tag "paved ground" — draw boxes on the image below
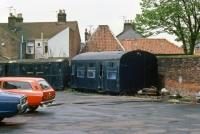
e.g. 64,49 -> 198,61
1,91 -> 200,134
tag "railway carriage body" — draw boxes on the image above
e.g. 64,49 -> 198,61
71,50 -> 158,94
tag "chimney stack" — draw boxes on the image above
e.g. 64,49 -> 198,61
123,20 -> 134,32
57,9 -> 66,22
85,28 -> 91,42
16,13 -> 23,23
8,13 -> 16,30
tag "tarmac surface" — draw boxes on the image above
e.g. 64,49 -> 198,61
1,91 -> 200,134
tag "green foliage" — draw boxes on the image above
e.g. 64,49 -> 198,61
134,0 -> 200,55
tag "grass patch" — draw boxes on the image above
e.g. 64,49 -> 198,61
156,55 -> 200,59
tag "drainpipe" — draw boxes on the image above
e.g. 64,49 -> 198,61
19,34 -> 23,60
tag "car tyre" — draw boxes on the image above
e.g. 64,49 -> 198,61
28,106 -> 39,112
0,118 -> 4,121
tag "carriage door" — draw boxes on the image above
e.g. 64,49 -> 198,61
98,64 -> 103,90
103,62 -> 118,92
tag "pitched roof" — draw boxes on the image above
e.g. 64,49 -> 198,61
82,25 -> 125,52
0,21 -> 81,59
117,23 -> 143,40
0,26 -> 20,59
0,21 -> 79,40
121,39 -> 184,54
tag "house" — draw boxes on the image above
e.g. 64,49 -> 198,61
81,25 -> 125,53
0,10 -> 81,59
82,21 -> 183,54
117,22 -> 184,54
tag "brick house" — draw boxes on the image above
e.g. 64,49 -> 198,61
81,25 -> 125,53
82,22 -> 183,54
117,22 -> 184,54
0,10 -> 81,59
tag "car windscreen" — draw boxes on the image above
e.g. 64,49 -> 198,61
3,81 -> 33,90
38,80 -> 51,90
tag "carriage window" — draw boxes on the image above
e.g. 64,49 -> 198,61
77,66 -> 85,78
107,70 -> 117,80
71,65 -> 75,75
87,67 -> 96,79
107,62 -> 116,68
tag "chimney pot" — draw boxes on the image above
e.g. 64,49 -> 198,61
16,13 -> 23,23
8,14 -> 16,30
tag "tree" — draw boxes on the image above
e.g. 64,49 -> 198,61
134,0 -> 200,54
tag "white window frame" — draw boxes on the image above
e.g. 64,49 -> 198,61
77,66 -> 85,78
87,67 -> 96,79
107,70 -> 117,80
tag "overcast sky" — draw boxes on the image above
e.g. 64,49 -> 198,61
0,0 -> 180,45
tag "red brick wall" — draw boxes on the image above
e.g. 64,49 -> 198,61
157,56 -> 200,96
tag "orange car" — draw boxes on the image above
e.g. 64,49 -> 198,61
0,77 -> 55,111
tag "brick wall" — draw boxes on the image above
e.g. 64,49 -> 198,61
157,56 -> 200,96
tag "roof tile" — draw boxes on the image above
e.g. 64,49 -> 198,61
121,39 -> 184,54
82,25 -> 124,52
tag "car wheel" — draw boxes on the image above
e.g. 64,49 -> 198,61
28,106 -> 39,112
0,118 -> 4,121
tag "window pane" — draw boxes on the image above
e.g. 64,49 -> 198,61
107,62 -> 116,68
77,67 -> 85,78
38,80 -> 51,90
45,46 -> 48,53
87,67 -> 96,78
3,81 -> 33,90
107,70 -> 117,80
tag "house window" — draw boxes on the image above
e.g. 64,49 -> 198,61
87,67 -> 96,79
77,66 -> 85,78
45,45 -> 48,53
26,42 -> 35,54
71,64 -> 75,75
38,43 -> 40,47
107,70 -> 117,80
